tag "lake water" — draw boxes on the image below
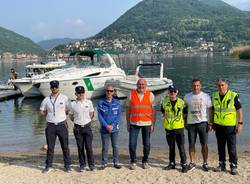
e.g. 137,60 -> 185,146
0,53 -> 250,152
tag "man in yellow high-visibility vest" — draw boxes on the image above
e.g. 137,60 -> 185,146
212,79 -> 243,175
161,85 -> 188,173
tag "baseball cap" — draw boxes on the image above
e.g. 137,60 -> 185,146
50,80 -> 59,88
168,85 -> 177,90
75,86 -> 85,93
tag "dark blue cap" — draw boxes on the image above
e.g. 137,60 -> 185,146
50,80 -> 59,87
168,85 -> 177,91
75,86 -> 85,93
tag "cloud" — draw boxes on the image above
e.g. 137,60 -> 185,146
73,18 -> 85,26
65,18 -> 86,27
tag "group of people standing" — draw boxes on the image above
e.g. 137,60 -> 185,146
39,78 -> 243,176
40,80 -> 123,173
160,79 -> 243,175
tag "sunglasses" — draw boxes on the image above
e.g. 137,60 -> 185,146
50,86 -> 58,89
169,90 -> 177,93
106,90 -> 114,93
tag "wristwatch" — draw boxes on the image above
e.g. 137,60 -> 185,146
238,122 -> 243,125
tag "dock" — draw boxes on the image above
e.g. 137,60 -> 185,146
0,89 -> 22,101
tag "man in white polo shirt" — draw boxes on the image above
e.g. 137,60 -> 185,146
69,86 -> 95,172
40,80 -> 71,173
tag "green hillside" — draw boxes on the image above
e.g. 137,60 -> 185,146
95,0 -> 250,49
0,26 -> 45,55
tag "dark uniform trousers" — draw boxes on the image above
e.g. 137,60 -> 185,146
45,122 -> 71,168
214,124 -> 237,166
73,124 -> 95,167
165,128 -> 187,165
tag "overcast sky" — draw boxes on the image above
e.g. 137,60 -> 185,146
0,0 -> 249,42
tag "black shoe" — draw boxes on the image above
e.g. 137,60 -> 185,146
163,163 -> 175,170
182,164 -> 188,173
100,164 -> 107,170
230,167 -> 238,175
64,166 -> 72,173
42,166 -> 52,174
114,164 -> 122,169
89,165 -> 96,171
188,163 -> 196,171
214,163 -> 226,172
230,164 -> 238,175
202,163 -> 209,172
79,165 -> 86,172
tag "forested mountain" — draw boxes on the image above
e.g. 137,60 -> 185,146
0,26 -> 45,55
95,0 -> 250,48
37,38 -> 79,51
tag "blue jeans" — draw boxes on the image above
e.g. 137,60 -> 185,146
101,131 -> 119,165
129,125 -> 151,163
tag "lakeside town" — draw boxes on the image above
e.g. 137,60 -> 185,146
0,38 -> 218,61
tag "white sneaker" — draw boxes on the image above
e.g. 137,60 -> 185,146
142,162 -> 149,169
42,167 -> 53,174
129,163 -> 136,170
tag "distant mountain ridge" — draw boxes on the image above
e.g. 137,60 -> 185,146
0,26 -> 45,55
95,0 -> 250,48
37,38 -> 79,51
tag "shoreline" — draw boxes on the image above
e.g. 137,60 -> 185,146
1,148 -> 250,184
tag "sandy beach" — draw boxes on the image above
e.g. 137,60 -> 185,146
0,148 -> 250,184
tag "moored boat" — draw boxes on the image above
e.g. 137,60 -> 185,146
12,59 -> 67,97
33,50 -> 126,99
106,63 -> 173,98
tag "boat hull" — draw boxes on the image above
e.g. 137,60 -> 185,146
106,77 -> 173,98
36,75 -> 126,99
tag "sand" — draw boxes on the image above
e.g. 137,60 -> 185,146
0,148 -> 250,184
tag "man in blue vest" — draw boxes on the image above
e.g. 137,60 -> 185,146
212,79 -> 243,175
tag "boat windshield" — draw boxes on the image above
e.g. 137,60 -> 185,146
25,67 -> 56,77
136,64 -> 162,78
73,54 -> 112,68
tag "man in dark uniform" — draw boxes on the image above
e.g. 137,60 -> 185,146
40,80 -> 72,173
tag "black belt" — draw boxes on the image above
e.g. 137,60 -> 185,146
47,121 -> 65,125
74,122 -> 91,128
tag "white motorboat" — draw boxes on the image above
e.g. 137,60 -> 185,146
12,59 -> 67,97
106,63 -> 173,98
25,58 -> 66,77
33,50 -> 126,99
